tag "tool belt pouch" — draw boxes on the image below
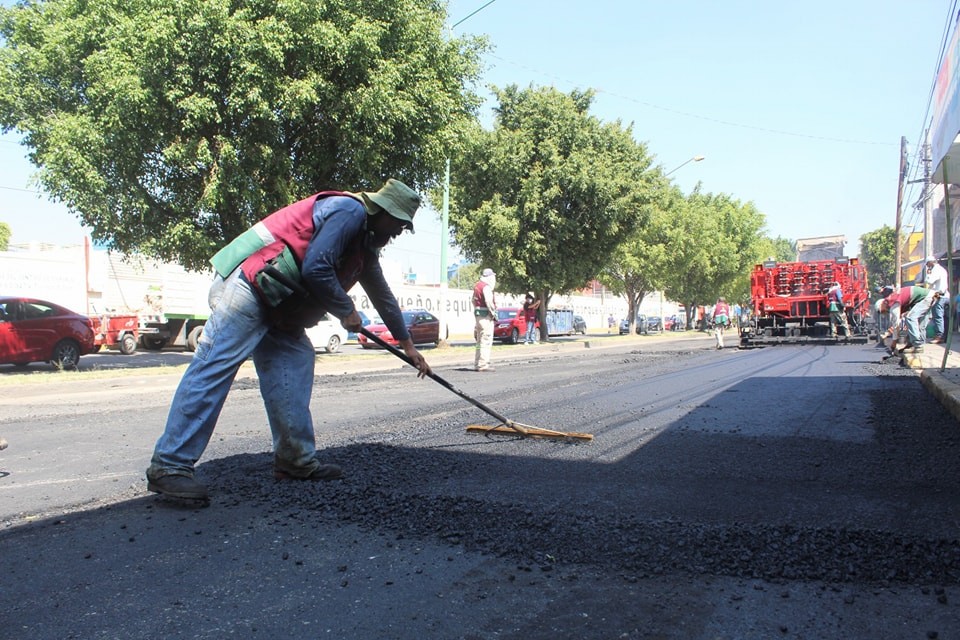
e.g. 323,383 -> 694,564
211,227 -> 266,278
254,247 -> 302,308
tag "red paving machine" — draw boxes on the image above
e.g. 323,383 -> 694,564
739,253 -> 872,347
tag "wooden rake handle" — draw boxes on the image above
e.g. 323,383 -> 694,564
358,327 -> 524,433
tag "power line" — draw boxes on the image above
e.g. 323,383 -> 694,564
451,0 -> 498,30
0,184 -> 41,194
484,53 -> 898,147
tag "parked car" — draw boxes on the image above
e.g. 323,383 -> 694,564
619,315 -> 662,335
493,307 -> 535,344
573,315 -> 587,334
0,296 -> 97,369
357,309 -> 442,348
304,314 -> 349,353
664,315 -> 682,331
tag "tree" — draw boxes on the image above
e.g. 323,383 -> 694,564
662,186 -> 766,328
0,222 -> 10,251
447,85 -> 658,339
860,225 -> 898,293
0,0 -> 486,270
449,263 -> 480,289
600,183 -> 683,335
762,235 -> 796,263
727,234 -> 795,308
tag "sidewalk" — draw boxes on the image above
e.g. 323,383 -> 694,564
899,339 -> 960,422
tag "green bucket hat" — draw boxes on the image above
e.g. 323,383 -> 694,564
361,179 -> 420,233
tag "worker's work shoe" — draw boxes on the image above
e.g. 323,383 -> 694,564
930,336 -> 944,344
146,473 -> 209,500
0,437 -> 7,451
274,462 -> 343,481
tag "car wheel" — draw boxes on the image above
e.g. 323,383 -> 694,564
510,327 -> 520,344
119,333 -> 138,355
140,336 -> 167,351
326,335 -> 341,354
186,325 -> 204,352
50,339 -> 81,370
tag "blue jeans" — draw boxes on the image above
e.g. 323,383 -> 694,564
524,318 -> 537,343
148,270 -> 321,479
904,293 -> 936,347
930,295 -> 945,337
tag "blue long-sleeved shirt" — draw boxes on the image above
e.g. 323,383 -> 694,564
299,195 -> 410,342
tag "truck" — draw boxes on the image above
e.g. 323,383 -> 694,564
739,238 -> 872,347
91,251 -> 212,352
794,235 -> 848,262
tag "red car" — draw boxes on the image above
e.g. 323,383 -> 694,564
0,297 -> 97,369
493,307 -> 538,344
357,309 -> 442,349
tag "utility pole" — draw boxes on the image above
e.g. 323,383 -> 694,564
895,136 -> 907,289
923,130 -> 933,259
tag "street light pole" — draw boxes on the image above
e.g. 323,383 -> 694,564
664,155 -> 705,177
438,2 -> 498,346
438,158 -> 450,344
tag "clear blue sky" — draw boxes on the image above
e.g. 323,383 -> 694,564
0,0 -> 953,282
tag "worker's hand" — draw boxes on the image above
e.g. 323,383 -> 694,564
399,339 -> 432,379
341,310 -> 364,333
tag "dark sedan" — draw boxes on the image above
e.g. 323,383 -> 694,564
573,315 -> 587,334
357,309 -> 443,348
0,297 -> 97,369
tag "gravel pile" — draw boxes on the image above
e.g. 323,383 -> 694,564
207,350 -> 960,590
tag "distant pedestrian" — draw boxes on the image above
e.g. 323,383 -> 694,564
713,297 -> 730,349
607,313 -> 615,334
523,293 -> 541,344
472,268 -> 497,371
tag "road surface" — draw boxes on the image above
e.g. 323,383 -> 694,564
1,333 -> 958,639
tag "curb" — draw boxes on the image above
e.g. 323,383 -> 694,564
899,341 -> 960,423
920,369 -> 960,422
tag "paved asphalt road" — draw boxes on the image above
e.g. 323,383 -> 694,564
1,332 -> 959,639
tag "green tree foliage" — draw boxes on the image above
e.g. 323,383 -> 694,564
0,0 -> 485,270
600,183 -> 683,334
447,85 -> 657,336
0,221 -> 11,250
663,186 -> 766,328
758,235 -> 796,263
859,225 -> 898,293
728,234 -> 795,308
449,263 -> 479,289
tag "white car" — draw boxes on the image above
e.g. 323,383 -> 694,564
305,314 -> 349,353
